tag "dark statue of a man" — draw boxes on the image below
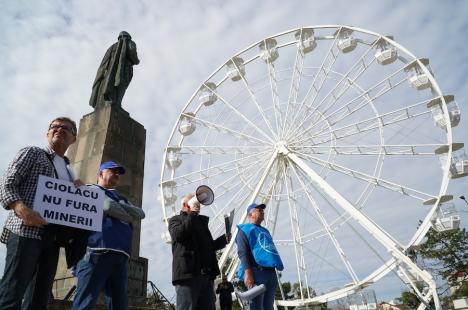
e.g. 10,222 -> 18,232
89,31 -> 140,109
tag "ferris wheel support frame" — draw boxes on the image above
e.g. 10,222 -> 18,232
285,146 -> 440,310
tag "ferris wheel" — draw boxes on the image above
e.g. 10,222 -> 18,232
160,25 -> 466,309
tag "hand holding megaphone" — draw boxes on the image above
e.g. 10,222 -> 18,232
188,185 -> 214,213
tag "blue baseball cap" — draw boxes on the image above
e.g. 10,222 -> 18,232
98,161 -> 126,174
247,203 -> 266,215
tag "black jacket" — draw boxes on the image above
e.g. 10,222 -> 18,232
169,211 -> 227,284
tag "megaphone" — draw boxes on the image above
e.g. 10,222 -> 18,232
236,284 -> 266,302
188,185 -> 214,208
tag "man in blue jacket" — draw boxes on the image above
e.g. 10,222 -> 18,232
236,203 -> 284,310
72,161 -> 145,310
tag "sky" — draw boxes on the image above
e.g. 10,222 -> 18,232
1,0 -> 468,304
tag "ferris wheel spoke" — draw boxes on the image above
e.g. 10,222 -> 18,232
212,154 -> 274,206
266,62 -> 282,135
177,145 -> 272,155
201,83 -> 276,143
286,151 -> 436,298
282,164 -> 311,298
280,48 -> 306,138
284,38 -> 379,139
306,40 -> 378,117
290,143 -> 446,156
165,150 -> 271,187
210,162 -> 261,202
207,153 -> 277,234
209,167 -> 266,234
296,167 -> 403,259
288,64 -> 409,141
296,152 -> 436,201
284,35 -> 341,138
182,113 -> 272,145
231,62 -> 280,140
291,97 -> 436,146
260,160 -> 286,234
289,161 -> 360,285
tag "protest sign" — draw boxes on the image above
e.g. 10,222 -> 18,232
33,175 -> 104,231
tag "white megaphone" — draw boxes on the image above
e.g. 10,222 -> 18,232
188,185 -> 214,208
236,284 -> 266,302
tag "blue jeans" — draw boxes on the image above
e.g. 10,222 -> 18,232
72,249 -> 128,310
0,232 -> 60,310
250,269 -> 277,310
175,275 -> 216,310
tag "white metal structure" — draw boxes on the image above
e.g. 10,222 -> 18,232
348,289 -> 377,310
432,203 -> 460,232
160,25 -> 464,309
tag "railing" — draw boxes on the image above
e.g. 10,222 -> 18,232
147,281 -> 175,310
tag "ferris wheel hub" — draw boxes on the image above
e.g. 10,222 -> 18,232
275,141 -> 290,155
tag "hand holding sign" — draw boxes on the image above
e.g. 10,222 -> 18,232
12,201 -> 47,227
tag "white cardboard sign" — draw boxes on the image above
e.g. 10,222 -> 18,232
33,175 -> 104,231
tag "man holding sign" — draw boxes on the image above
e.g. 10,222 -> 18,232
72,161 -> 145,310
0,117 -> 83,309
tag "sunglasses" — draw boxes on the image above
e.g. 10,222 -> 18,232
49,124 -> 75,134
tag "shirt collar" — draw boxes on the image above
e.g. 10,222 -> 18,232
43,145 -> 70,164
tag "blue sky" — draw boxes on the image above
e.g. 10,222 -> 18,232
1,0 -> 467,304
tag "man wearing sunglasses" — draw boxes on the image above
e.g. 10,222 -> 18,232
0,117 -> 83,309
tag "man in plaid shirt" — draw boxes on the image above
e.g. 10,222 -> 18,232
0,116 -> 81,310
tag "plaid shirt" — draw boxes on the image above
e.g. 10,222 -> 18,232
0,146 -> 72,242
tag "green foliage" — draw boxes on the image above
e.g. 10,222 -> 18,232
417,228 -> 468,288
399,290 -> 422,310
395,282 -> 433,310
397,227 -> 468,305
453,281 -> 468,299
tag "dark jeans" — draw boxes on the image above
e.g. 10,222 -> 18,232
72,250 -> 128,310
0,232 -> 59,310
175,275 -> 216,310
250,269 -> 277,310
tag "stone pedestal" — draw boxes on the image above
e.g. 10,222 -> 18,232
54,106 -> 148,303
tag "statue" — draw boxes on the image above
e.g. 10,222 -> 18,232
89,31 -> 140,109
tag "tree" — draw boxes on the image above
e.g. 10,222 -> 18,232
417,227 -> 467,294
397,289 -> 423,310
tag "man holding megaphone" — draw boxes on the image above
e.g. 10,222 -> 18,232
169,186 -> 230,310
